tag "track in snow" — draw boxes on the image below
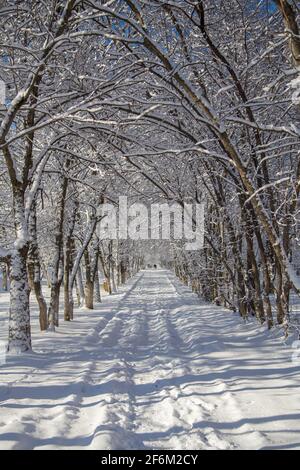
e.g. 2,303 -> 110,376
0,270 -> 300,450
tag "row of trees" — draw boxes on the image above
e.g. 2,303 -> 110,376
0,0 -> 299,352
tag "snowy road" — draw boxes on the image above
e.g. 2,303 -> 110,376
0,270 -> 300,450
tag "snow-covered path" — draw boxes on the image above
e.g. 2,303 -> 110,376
0,270 -> 300,450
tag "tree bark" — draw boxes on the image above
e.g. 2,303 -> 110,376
274,0 -> 300,67
1,263 -> 9,291
64,202 -> 77,322
76,265 -> 85,306
84,250 -> 94,309
94,268 -> 102,303
27,202 -> 48,331
47,176 -> 68,329
8,187 -> 32,352
8,247 -> 31,352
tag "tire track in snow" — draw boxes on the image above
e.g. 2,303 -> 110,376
163,272 -> 272,450
101,271 -> 211,449
31,272 -> 146,449
129,272 -> 234,449
46,271 -> 149,450
83,272 -> 173,449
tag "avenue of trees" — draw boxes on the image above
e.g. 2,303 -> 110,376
0,0 -> 299,352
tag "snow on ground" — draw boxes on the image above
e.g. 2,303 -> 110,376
0,269 -> 300,450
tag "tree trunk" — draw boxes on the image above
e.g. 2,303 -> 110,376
34,277 -> 48,331
84,250 -> 94,309
99,247 -> 112,294
8,186 -> 32,352
111,262 -> 117,293
94,269 -> 102,303
255,229 -> 273,329
274,0 -> 300,67
8,248 -> 31,352
27,202 -> 48,331
2,263 -> 9,291
64,268 -> 72,322
245,231 -> 265,324
48,283 -> 61,330
274,259 -> 288,325
76,265 -> 85,306
120,261 -> 127,284
47,176 -> 68,329
64,238 -> 74,321
85,280 -> 94,309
